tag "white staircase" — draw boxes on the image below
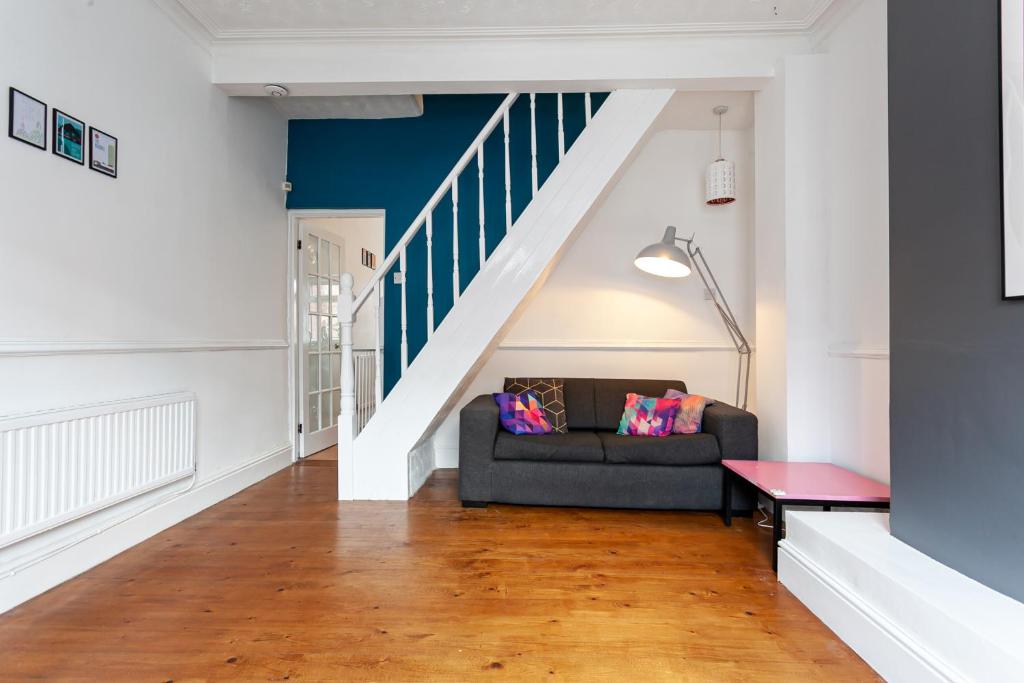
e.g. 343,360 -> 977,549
337,89 -> 674,500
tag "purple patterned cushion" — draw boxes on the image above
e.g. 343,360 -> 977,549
493,390 -> 553,435
664,389 -> 710,434
616,393 -> 680,437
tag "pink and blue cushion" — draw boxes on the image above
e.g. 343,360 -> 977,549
664,389 -> 711,434
493,390 -> 554,435
616,393 -> 680,437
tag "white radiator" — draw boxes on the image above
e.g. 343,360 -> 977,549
0,392 -> 196,549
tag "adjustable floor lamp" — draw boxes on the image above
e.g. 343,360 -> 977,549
634,226 -> 752,410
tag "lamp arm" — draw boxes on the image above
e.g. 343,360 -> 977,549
676,237 -> 752,410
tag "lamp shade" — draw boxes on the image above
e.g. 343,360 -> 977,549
706,158 -> 736,205
634,226 -> 692,278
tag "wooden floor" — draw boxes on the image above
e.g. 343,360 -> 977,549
0,460 -> 879,682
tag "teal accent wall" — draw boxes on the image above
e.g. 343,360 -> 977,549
287,93 -> 607,392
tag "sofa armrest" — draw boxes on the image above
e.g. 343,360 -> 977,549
458,394 -> 499,502
703,403 -> 758,461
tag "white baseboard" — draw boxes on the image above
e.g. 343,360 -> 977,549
0,444 -> 293,615
778,512 -> 1024,683
779,543 -> 957,683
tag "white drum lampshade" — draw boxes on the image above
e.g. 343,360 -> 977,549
706,158 -> 736,205
705,105 -> 736,205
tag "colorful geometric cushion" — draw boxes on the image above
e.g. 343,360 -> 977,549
503,378 -> 567,433
616,393 -> 680,437
493,390 -> 554,435
664,389 -> 710,434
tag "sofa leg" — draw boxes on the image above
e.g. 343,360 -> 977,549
461,500 -> 488,508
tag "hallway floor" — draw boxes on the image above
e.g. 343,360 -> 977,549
0,460 -> 878,681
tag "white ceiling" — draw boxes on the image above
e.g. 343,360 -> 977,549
174,0 -> 832,39
655,92 -> 754,130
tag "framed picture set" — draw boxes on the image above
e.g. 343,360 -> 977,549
52,109 -> 85,164
361,248 -> 377,270
89,126 -> 118,178
8,87 -> 47,150
1002,0 -> 1024,298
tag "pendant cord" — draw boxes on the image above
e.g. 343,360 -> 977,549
717,112 -> 723,160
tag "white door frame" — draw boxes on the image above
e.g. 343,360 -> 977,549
287,209 -> 386,462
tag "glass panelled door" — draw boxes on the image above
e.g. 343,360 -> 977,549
301,230 -> 344,457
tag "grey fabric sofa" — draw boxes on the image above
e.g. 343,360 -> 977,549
459,378 -> 757,511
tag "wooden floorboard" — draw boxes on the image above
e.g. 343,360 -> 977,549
0,462 -> 879,682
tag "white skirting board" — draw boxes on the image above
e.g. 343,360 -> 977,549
0,444 -> 292,614
778,512 -> 1024,683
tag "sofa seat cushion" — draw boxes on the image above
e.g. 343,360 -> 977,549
597,432 -> 721,466
494,431 -> 605,463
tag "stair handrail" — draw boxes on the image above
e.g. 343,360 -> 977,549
352,91 -> 520,314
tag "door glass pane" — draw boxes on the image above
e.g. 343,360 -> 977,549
331,317 -> 340,349
321,392 -> 333,428
330,243 -> 342,277
319,239 -> 330,276
319,277 -> 330,314
305,237 -> 318,271
307,354 -> 319,392
308,392 -> 320,431
330,353 -> 340,389
320,353 -> 330,389
330,281 -> 340,316
306,276 -> 318,315
306,315 -> 318,348
318,315 -> 330,351
332,390 -> 340,418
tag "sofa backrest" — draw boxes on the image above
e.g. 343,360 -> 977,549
561,378 -> 688,431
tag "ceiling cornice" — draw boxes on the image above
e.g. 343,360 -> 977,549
169,0 -> 842,46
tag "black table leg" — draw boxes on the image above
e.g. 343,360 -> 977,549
721,468 -> 733,527
772,502 -> 784,572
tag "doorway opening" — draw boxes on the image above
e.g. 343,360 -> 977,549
289,210 -> 386,461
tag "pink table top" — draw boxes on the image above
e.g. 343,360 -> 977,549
722,460 -> 890,503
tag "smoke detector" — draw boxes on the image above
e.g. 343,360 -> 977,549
264,84 -> 290,98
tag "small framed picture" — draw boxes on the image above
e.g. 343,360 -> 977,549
89,126 -> 117,178
8,88 -> 47,150
52,109 -> 85,164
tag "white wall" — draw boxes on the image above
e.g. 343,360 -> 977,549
753,0 -> 889,479
820,0 -> 890,483
429,98 -> 756,467
0,0 -> 289,611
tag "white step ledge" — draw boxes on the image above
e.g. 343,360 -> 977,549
778,512 -> 1024,683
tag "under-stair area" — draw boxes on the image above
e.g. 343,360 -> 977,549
336,89 -> 675,500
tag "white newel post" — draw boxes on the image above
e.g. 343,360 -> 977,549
338,272 -> 356,500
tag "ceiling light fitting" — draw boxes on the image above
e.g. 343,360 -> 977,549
706,105 -> 736,206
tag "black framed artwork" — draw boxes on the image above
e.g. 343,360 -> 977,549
8,87 -> 47,150
88,126 -> 117,178
1002,0 -> 1024,298
52,108 -> 85,164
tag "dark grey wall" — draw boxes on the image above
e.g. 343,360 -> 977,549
889,0 -> 1024,601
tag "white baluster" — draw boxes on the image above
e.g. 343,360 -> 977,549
400,246 -> 408,373
585,92 -> 592,124
503,108 -> 512,233
452,177 -> 460,300
478,145 -> 486,268
530,93 -> 538,196
557,93 -> 565,161
425,212 -> 434,339
338,273 -> 355,500
374,280 -> 383,407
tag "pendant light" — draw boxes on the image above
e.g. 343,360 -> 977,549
705,105 -> 736,205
